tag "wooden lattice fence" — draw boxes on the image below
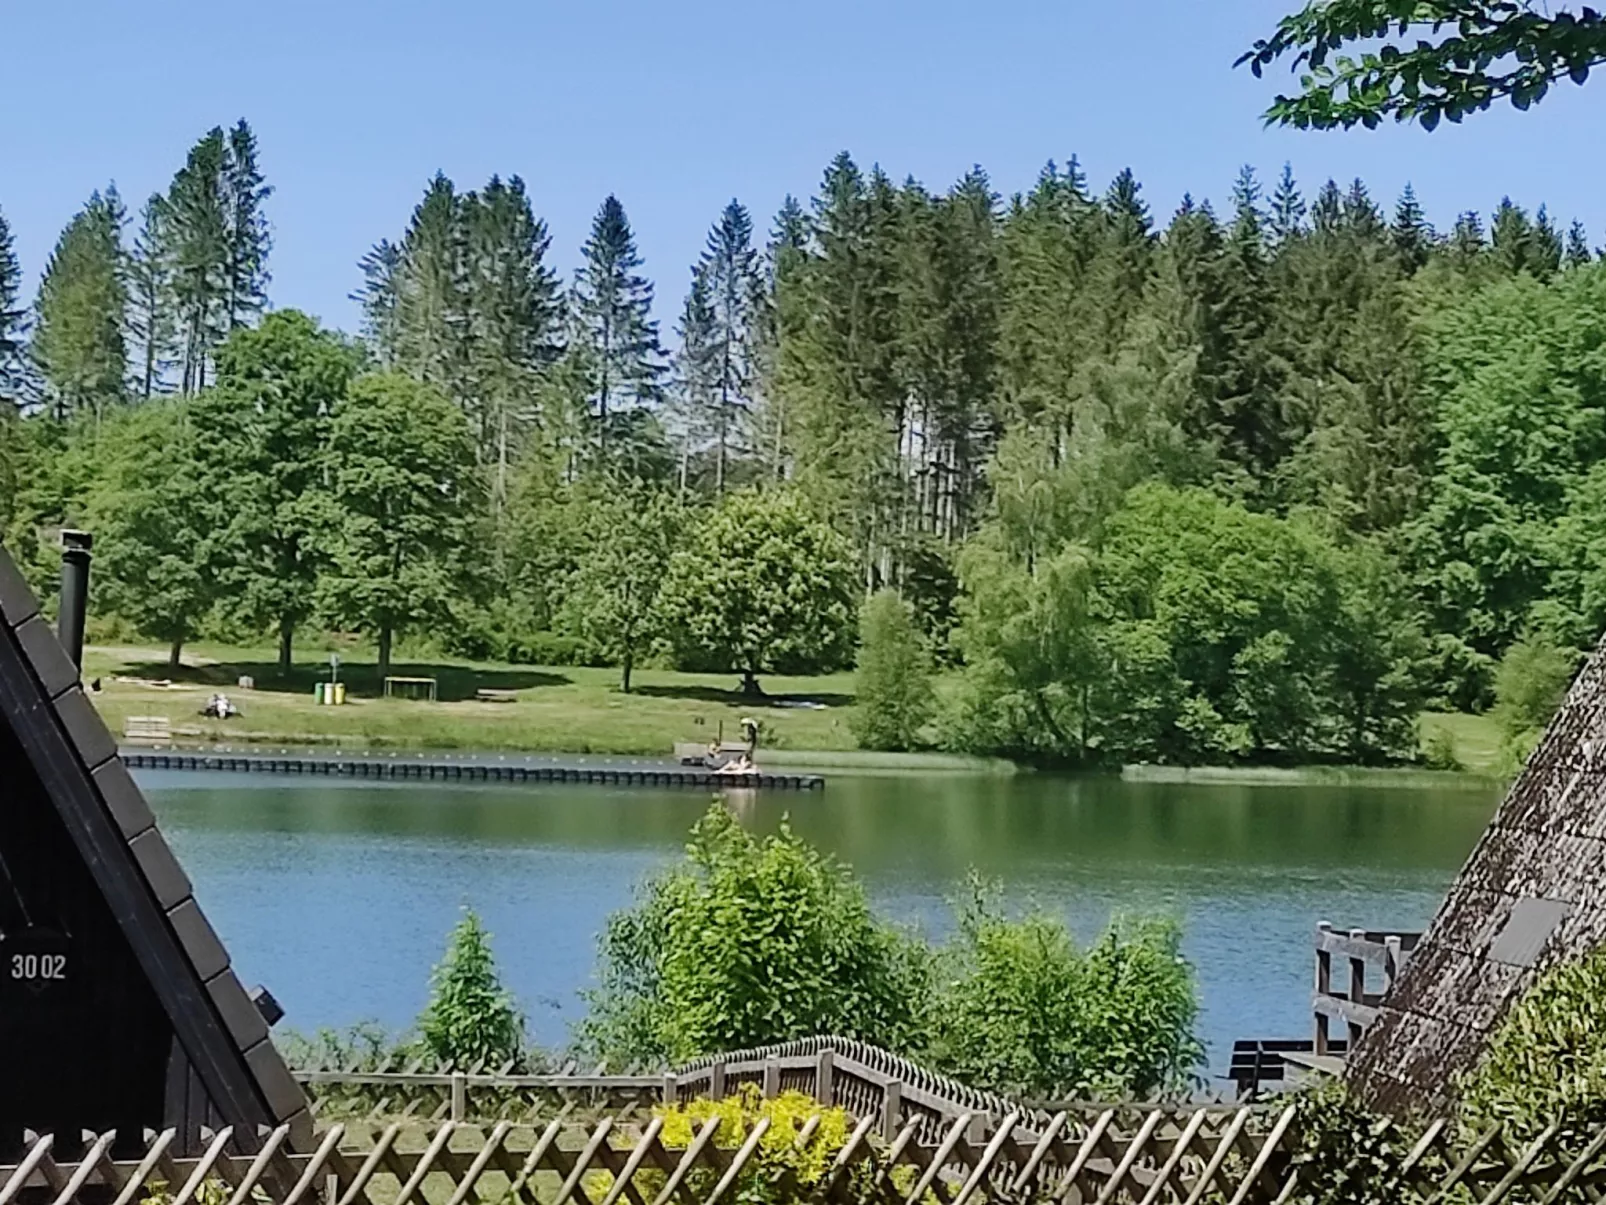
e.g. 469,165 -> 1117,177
8,1107 -> 1606,1205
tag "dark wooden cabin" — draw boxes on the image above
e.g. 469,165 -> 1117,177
1350,635 -> 1606,1112
0,546 -> 308,1157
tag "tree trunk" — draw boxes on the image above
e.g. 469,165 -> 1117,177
277,615 -> 293,677
168,636 -> 184,671
378,624 -> 393,684
741,669 -> 763,697
622,649 -> 633,694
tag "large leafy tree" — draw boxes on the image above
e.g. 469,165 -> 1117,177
31,187 -> 128,427
321,372 -> 482,681
195,310 -> 358,673
1242,2 -> 1606,130
658,487 -> 858,693
87,400 -> 212,668
561,485 -> 683,692
571,196 -> 663,472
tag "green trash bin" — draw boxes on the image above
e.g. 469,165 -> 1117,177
314,682 -> 327,705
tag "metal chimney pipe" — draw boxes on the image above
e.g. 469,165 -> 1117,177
58,530 -> 93,671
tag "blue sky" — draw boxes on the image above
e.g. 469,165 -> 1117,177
4,0 -> 1602,334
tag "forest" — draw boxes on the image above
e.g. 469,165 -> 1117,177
1,119 -> 1601,768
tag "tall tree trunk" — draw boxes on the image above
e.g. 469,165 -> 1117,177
622,649 -> 633,694
277,615 -> 293,676
378,623 -> 393,683
168,636 -> 184,671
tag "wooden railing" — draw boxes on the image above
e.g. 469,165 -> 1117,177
1313,923 -> 1421,1057
11,1105 -> 1606,1204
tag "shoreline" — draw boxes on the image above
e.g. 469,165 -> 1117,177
1121,763 -> 1505,790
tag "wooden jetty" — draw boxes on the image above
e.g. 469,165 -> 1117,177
120,748 -> 825,791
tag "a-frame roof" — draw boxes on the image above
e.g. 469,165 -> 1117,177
1350,637 -> 1606,1113
0,545 -> 309,1149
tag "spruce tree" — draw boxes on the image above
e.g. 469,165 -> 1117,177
126,195 -> 179,399
1391,184 -> 1434,272
394,173 -> 469,397
1450,211 -> 1488,268
352,238 -> 402,363
165,129 -> 230,394
0,206 -> 26,407
671,264 -> 719,494
696,199 -> 764,493
31,187 -> 128,427
1092,168 -> 1155,352
571,195 -> 663,473
1491,198 -> 1558,279
1566,221 -> 1594,268
462,175 -> 564,505
222,120 -> 272,330
1268,163 -> 1306,244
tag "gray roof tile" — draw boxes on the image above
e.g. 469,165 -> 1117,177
0,548 -> 38,627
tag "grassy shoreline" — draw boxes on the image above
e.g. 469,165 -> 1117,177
86,642 -> 1508,782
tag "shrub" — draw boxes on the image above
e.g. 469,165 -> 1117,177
851,589 -> 934,752
1492,635 -> 1579,770
925,879 -> 1202,1099
417,908 -> 526,1070
1460,946 -> 1606,1151
580,803 -> 931,1067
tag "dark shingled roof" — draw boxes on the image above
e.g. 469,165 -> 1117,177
1348,636 -> 1606,1114
0,546 -> 310,1148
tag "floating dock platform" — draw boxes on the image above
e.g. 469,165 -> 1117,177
121,748 -> 825,791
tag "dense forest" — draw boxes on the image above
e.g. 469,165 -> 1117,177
1,119 -> 1601,767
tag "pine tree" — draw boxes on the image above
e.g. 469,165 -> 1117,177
351,238 -> 402,362
1268,163 -> 1307,244
752,195 -> 808,480
1566,221 -> 1594,268
1092,168 -> 1155,352
670,264 -> 719,495
571,195 -> 663,473
696,199 -> 764,493
462,175 -> 564,506
222,120 -> 272,330
126,195 -> 178,399
0,206 -> 26,407
394,173 -> 469,397
31,187 -> 128,427
1450,211 -> 1488,267
165,129 -> 230,394
1491,198 -> 1560,279
1391,184 -> 1434,272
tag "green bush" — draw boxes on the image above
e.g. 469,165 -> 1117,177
925,879 -> 1201,1099
851,589 -> 935,752
579,804 -> 931,1067
1460,946 -> 1606,1150
417,908 -> 527,1070
1492,635 -> 1579,770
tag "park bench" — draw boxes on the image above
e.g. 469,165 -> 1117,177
123,715 -> 172,744
475,688 -> 518,703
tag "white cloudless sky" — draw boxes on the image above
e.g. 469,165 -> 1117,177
4,0 -> 1602,333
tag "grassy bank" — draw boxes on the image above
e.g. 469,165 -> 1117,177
84,642 -> 857,758
84,641 -> 1509,780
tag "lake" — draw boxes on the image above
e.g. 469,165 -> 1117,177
136,769 -> 1501,1083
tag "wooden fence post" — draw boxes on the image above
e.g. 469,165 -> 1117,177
1349,928 -> 1368,1047
763,1058 -> 781,1100
450,1072 -> 466,1122
881,1079 -> 902,1140
662,1073 -> 679,1106
816,1049 -> 835,1109
1384,935 -> 1404,993
1315,921 -> 1332,1056
710,1059 -> 726,1101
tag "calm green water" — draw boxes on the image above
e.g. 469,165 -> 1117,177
136,770 -> 1500,1082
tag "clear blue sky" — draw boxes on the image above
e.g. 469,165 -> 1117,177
5,0 -> 1602,334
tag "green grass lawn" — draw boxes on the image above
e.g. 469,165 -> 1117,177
84,641 -> 859,757
1419,710 -> 1505,777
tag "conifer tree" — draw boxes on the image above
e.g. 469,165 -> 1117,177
1566,221 -> 1594,268
571,195 -> 663,472
394,173 -> 468,398
0,206 -> 26,407
222,120 -> 272,330
1268,163 -> 1307,244
695,199 -> 764,493
1450,211 -> 1488,268
165,129 -> 230,394
751,195 -> 808,480
1391,184 -> 1434,272
352,238 -> 402,363
126,195 -> 178,399
1491,198 -> 1560,279
671,264 -> 719,494
1092,168 -> 1155,352
31,187 -> 128,427
462,175 -> 564,505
